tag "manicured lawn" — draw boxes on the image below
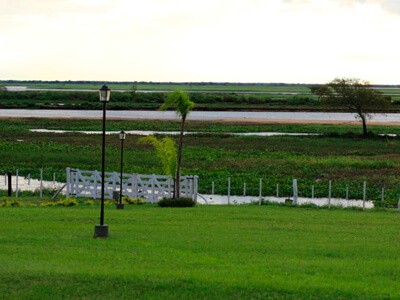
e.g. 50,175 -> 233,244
0,204 -> 398,299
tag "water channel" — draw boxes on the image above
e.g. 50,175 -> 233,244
1,109 -> 399,124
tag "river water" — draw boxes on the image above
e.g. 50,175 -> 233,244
0,109 -> 399,123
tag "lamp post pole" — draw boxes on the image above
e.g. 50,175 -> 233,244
117,130 -> 126,209
100,100 -> 107,223
94,84 -> 111,238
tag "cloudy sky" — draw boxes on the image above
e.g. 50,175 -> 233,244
1,0 -> 400,84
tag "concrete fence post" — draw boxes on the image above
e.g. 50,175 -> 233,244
40,168 -> 43,198
65,168 -> 70,198
227,177 -> 231,205
363,181 -> 367,210
293,179 -> 298,206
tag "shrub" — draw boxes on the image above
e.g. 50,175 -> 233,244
56,198 -> 79,206
40,198 -> 79,207
84,200 -> 95,205
0,198 -> 23,207
40,202 -> 56,207
158,197 -> 196,208
122,196 -> 147,205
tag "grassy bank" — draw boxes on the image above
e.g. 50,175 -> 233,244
1,118 -> 400,206
0,205 -> 398,299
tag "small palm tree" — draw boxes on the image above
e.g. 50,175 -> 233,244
139,136 -> 177,196
160,89 -> 194,198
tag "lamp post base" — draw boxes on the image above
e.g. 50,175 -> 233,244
116,203 -> 125,209
94,224 -> 109,238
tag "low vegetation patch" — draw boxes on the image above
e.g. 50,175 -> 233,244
0,198 -> 24,207
122,196 -> 147,205
158,197 -> 196,207
39,198 -> 79,207
1,118 -> 400,207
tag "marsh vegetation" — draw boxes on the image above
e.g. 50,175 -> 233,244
1,118 -> 400,207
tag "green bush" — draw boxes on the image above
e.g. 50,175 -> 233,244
122,196 -> 147,205
57,198 -> 79,206
40,202 -> 56,207
158,197 -> 196,208
0,198 -> 23,207
40,198 -> 79,207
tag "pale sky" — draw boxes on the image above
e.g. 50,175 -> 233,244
1,0 -> 400,84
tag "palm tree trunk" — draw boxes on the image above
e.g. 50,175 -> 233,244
176,116 -> 185,198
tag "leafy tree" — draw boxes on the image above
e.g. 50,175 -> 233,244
311,78 -> 390,136
160,89 -> 194,198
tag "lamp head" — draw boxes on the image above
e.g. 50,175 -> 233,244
99,84 -> 111,102
119,130 -> 126,140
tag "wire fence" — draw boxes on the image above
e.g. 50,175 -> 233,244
1,169 -> 400,207
198,175 -> 399,207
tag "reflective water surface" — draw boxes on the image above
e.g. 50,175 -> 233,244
1,109 -> 399,123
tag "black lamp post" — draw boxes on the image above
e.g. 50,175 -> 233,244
116,130 -> 126,209
94,84 -> 111,238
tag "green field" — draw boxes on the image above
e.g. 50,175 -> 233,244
1,118 -> 400,207
0,204 -> 398,299
2,81 -> 400,111
0,81 -> 314,92
2,80 -> 400,94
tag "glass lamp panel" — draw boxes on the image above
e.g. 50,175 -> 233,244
119,131 -> 126,140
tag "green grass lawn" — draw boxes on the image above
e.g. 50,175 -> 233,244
0,204 -> 398,299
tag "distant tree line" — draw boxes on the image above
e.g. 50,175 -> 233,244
2,80 -> 400,88
0,80 -> 314,87
0,90 -> 319,110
